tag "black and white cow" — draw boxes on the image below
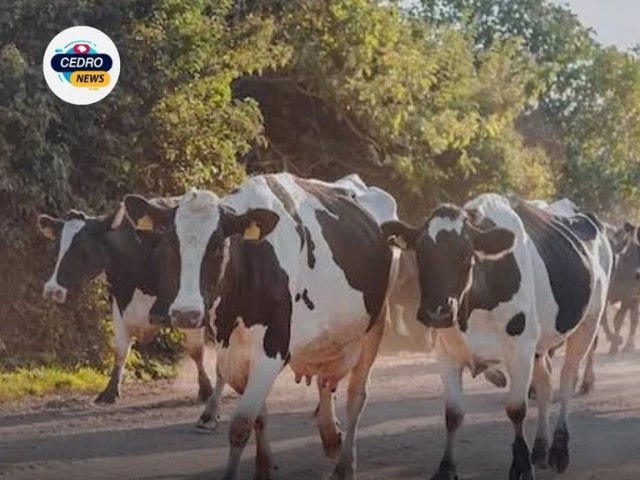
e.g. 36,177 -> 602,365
37,204 -> 224,416
383,194 -> 612,480
124,173 -> 395,480
602,222 -> 640,353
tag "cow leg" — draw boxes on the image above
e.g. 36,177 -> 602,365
577,334 -> 598,395
549,315 -> 599,473
197,364 -> 225,430
316,379 -> 343,459
331,315 -> 385,480
531,353 -> 552,470
609,305 -> 627,354
623,301 -> 639,352
505,349 -> 535,480
95,316 -> 131,404
431,357 -> 464,480
254,404 -> 274,480
600,308 -> 614,342
184,328 -> 213,402
222,353 -> 284,480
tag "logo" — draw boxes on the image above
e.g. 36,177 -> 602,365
43,26 -> 120,105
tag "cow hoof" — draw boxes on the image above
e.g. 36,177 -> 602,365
483,369 -> 507,388
548,430 -> 570,473
531,437 -> 549,470
322,430 -> 343,459
253,470 -> 273,480
431,463 -> 458,480
509,436 -> 534,480
94,390 -> 118,404
431,471 -> 458,480
196,412 -> 220,431
510,464 -> 535,480
330,465 -> 354,480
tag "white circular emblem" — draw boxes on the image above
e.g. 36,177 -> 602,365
42,26 -> 120,105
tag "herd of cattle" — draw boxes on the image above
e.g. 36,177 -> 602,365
36,173 -> 640,480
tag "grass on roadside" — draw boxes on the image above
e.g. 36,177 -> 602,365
0,367 -> 108,403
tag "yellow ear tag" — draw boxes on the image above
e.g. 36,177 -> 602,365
244,221 -> 261,240
42,227 -> 57,240
136,215 -> 154,231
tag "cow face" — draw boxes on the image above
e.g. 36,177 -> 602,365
382,205 -> 515,328
37,209 -> 121,303
609,222 -> 640,303
124,190 -> 279,329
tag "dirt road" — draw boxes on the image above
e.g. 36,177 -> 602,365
2,348 -> 640,480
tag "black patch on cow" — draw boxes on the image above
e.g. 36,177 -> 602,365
514,202 -> 592,334
304,226 -> 316,268
506,312 -> 526,336
105,222 -> 162,314
214,237 -> 291,360
558,214 -> 598,242
294,178 -> 391,327
264,175 -> 305,251
459,253 -> 522,332
609,236 -> 640,304
294,289 -> 315,310
52,213 -> 160,314
432,204 -> 462,221
301,289 -> 314,310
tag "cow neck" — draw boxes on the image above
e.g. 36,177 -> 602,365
212,236 -> 245,342
102,219 -> 155,311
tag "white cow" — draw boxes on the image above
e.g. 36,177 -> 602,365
383,194 -> 612,480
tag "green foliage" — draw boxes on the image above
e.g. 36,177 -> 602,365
0,0 -> 286,372
259,0 -> 551,204
3,0 -> 640,384
0,366 -> 108,402
418,0 -> 640,213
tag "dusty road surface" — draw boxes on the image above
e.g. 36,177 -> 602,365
2,347 -> 640,480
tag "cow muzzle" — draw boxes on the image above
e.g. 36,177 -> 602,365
418,302 -> 455,329
169,307 -> 204,329
43,283 -> 68,304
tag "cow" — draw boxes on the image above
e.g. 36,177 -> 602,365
529,198 -> 598,395
124,173 -> 395,480
382,193 -> 612,480
604,222 -> 640,353
320,176 -> 433,352
36,203 -> 224,421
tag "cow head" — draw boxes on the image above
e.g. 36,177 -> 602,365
382,204 -> 515,328
609,222 -> 640,303
124,189 -> 279,329
36,208 -> 123,303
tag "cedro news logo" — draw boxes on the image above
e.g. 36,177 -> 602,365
43,26 -> 120,105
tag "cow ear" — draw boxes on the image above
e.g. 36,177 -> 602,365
222,208 -> 280,241
381,221 -> 419,249
37,214 -> 63,240
469,226 -> 515,261
124,194 -> 174,231
98,204 -> 126,230
624,222 -> 635,233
